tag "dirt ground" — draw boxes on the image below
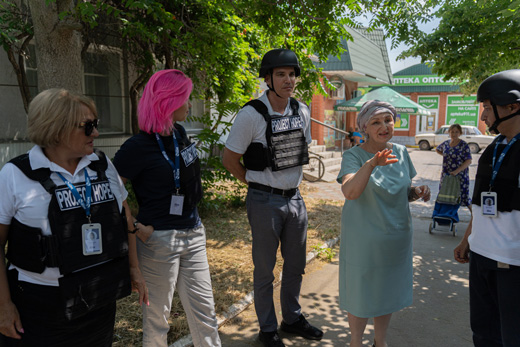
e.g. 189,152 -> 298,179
113,182 -> 343,346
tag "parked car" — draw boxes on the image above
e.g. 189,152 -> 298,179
415,125 -> 495,153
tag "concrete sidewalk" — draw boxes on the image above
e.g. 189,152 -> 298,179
217,201 -> 472,346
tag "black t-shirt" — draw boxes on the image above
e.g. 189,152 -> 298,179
113,126 -> 201,229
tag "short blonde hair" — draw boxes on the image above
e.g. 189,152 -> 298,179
27,89 -> 97,148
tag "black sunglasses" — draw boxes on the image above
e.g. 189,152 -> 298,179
78,119 -> 99,136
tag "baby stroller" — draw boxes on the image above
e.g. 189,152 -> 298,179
429,175 -> 461,236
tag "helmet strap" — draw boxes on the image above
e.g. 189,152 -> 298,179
267,70 -> 283,99
489,103 -> 520,134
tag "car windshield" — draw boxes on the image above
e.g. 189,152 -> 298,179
434,126 -> 484,135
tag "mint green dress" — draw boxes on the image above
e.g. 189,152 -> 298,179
336,144 -> 417,318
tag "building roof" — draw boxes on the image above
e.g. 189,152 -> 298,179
315,27 -> 392,86
393,63 -> 435,76
355,28 -> 393,84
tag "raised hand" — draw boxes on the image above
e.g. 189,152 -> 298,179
370,149 -> 399,167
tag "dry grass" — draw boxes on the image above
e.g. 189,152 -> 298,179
113,182 -> 343,346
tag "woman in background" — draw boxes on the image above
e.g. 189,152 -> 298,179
435,123 -> 472,211
350,127 -> 364,145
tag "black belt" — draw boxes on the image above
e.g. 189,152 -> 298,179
248,182 -> 298,197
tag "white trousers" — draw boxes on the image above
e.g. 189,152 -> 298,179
137,224 -> 221,347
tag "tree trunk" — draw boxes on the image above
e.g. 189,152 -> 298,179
5,33 -> 33,112
28,0 -> 83,92
129,70 -> 151,134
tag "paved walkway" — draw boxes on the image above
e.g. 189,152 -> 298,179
214,149 -> 477,346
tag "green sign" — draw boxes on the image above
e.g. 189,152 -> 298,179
357,87 -> 371,96
417,96 -> 439,109
394,113 -> 409,130
417,96 -> 439,131
446,95 -> 479,126
393,75 -> 461,86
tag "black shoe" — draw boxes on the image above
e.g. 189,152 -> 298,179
258,330 -> 285,347
280,314 -> 323,340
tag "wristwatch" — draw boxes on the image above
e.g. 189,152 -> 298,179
129,220 -> 139,234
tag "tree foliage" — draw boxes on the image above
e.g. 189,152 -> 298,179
0,0 -> 354,197
1,0 -> 445,115
1,0 -> 446,198
397,0 -> 520,93
354,0 -> 442,51
0,0 -> 33,111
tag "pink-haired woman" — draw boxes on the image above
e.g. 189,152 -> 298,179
114,70 -> 221,347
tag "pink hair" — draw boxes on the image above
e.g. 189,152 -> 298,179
138,69 -> 193,133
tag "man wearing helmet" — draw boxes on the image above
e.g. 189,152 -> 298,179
454,69 -> 520,346
223,49 -> 323,347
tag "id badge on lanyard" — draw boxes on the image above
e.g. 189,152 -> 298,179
156,132 -> 184,216
481,192 -> 497,217
57,169 -> 103,255
82,223 -> 103,255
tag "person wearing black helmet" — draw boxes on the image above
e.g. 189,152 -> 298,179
223,49 -> 322,347
454,69 -> 520,347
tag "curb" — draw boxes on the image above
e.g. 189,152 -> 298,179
169,236 -> 341,347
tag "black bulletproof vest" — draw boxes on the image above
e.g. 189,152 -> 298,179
472,138 -> 520,212
6,149 -> 131,320
242,98 -> 309,171
7,150 -> 128,274
156,124 -> 203,212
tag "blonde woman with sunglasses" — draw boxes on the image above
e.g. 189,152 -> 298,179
0,88 -> 147,346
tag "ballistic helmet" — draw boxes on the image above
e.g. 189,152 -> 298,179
259,49 -> 301,78
477,69 -> 520,134
477,69 -> 520,105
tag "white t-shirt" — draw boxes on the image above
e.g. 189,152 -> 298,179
468,137 -> 520,266
0,145 -> 128,286
469,207 -> 520,265
225,91 -> 312,189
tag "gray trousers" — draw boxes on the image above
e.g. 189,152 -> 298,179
246,188 -> 308,332
137,224 -> 221,347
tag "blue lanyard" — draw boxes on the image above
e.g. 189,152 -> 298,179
490,133 -> 520,188
155,132 -> 181,192
56,169 -> 92,220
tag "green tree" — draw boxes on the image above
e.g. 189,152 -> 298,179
0,0 -> 33,111
397,0 -> 520,93
1,0 -> 443,115
1,0 -> 441,199
355,0 -> 441,50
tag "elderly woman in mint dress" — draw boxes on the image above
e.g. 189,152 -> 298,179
435,123 -> 472,210
337,100 -> 431,347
